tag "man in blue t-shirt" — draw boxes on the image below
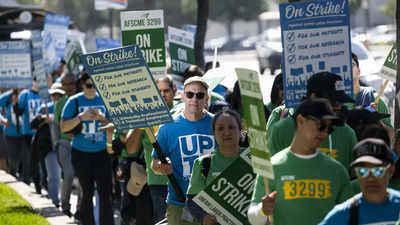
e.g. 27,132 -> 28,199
60,72 -> 113,225
15,79 -> 42,187
151,76 -> 216,225
319,138 -> 400,225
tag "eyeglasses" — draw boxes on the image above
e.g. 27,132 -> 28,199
85,83 -> 94,89
185,91 -> 205,100
306,116 -> 335,134
355,164 -> 391,178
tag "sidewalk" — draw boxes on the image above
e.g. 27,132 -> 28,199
0,170 -> 78,225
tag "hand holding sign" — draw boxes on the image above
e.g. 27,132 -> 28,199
261,191 -> 277,216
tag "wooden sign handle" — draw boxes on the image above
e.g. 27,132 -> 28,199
264,177 -> 274,225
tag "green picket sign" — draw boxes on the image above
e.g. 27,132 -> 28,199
168,26 -> 195,76
121,10 -> 166,78
236,68 -> 274,179
193,148 -> 255,225
381,42 -> 397,80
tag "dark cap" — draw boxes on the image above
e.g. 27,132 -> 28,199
351,138 -> 394,167
346,107 -> 390,130
307,72 -> 355,103
293,98 -> 343,126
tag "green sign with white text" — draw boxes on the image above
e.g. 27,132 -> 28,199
236,68 -> 274,179
168,26 -> 195,76
193,148 -> 255,225
381,42 -> 397,81
120,10 -> 166,78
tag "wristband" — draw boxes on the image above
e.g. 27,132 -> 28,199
106,143 -> 112,148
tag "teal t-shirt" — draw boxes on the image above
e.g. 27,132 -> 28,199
251,148 -> 352,225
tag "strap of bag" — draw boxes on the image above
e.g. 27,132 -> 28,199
201,154 -> 212,179
349,195 -> 360,225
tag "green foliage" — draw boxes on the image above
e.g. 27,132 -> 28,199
380,0 -> 396,20
0,183 -> 50,225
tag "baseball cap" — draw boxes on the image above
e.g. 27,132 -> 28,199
346,108 -> 390,130
293,98 -> 343,126
307,72 -> 354,103
126,162 -> 147,196
183,76 -> 209,90
351,138 -> 394,167
49,82 -> 66,95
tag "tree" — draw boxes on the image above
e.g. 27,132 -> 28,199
194,0 -> 208,69
208,0 -> 267,39
381,0 -> 396,23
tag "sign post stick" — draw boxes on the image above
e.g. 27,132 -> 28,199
144,127 -> 186,202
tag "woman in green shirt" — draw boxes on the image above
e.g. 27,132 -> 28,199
187,109 -> 244,225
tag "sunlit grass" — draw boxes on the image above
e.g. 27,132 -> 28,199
0,183 -> 50,225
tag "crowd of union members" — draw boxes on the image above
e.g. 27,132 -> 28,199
0,53 -> 399,225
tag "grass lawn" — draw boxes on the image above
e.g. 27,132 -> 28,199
0,183 -> 50,225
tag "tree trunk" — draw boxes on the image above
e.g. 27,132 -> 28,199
195,0 -> 208,69
395,0 -> 400,130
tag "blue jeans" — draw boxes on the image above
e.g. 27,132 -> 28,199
57,139 -> 81,211
45,150 -> 61,206
149,185 -> 168,224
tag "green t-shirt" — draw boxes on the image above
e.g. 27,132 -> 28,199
114,131 -> 139,160
266,105 -> 295,138
351,177 -> 400,195
186,148 -> 242,195
54,95 -> 71,141
251,148 -> 352,225
268,116 -> 357,172
141,128 -> 169,186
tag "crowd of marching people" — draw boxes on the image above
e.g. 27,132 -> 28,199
0,51 -> 400,225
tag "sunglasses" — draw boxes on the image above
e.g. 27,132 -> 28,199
185,91 -> 205,100
306,116 -> 335,134
355,164 -> 391,178
85,83 -> 94,89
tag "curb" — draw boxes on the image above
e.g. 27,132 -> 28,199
0,170 -> 78,225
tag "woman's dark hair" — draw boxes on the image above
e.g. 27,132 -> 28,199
212,109 -> 242,132
270,73 -> 283,107
79,71 -> 90,84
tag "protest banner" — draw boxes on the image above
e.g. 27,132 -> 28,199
81,44 -> 185,202
43,13 -> 70,64
95,38 -> 122,51
120,10 -> 166,79
42,32 -> 58,74
236,68 -> 273,179
380,42 -> 397,82
80,45 -> 172,130
31,30 -> 48,99
168,26 -> 195,77
183,24 -> 197,34
0,41 -> 32,88
279,0 -> 352,107
193,148 -> 255,225
65,35 -> 85,76
95,0 -> 127,10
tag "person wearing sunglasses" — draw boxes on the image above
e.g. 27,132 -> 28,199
319,138 -> 400,225
60,72 -> 113,225
249,98 -> 352,225
151,76 -> 216,225
267,72 -> 357,174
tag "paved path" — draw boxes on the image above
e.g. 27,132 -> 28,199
0,170 -> 122,225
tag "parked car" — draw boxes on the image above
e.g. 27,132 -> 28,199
256,29 -> 379,76
255,27 -> 282,75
